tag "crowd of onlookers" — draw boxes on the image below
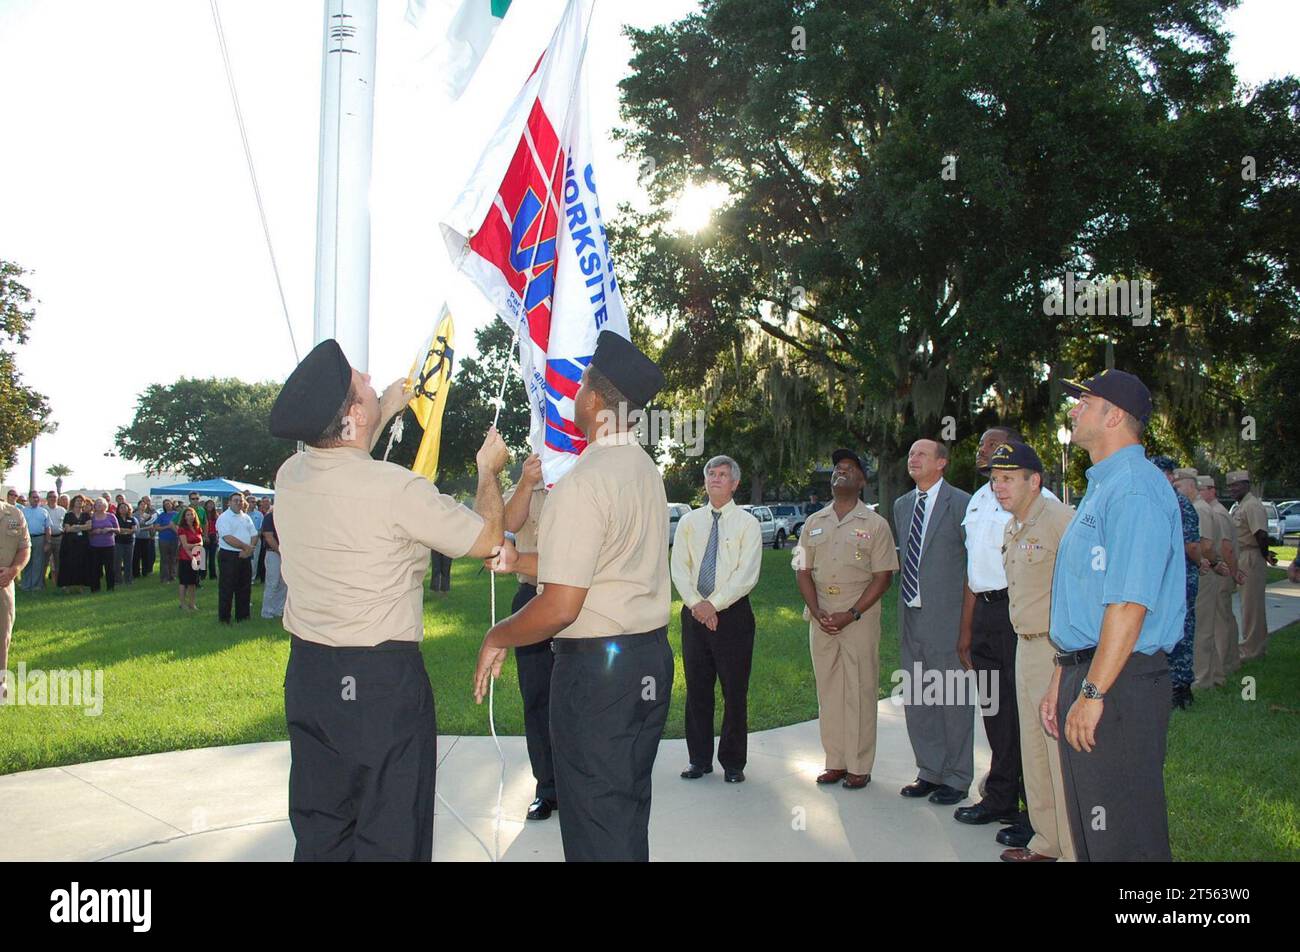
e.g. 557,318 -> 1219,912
6,486 -> 286,621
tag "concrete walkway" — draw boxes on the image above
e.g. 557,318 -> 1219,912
3,579 -> 1296,862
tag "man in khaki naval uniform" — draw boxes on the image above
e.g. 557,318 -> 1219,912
1192,473 -> 1229,689
0,500 -> 30,703
988,442 -> 1075,862
474,330 -> 671,862
501,453 -> 556,821
795,449 -> 898,788
1228,471 -> 1276,661
1206,478 -> 1243,676
270,339 -> 508,862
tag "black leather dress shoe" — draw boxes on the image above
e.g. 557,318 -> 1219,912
526,797 -> 557,821
927,785 -> 968,806
724,769 -> 745,783
681,764 -> 713,780
900,778 -> 940,798
996,823 -> 1033,848
953,801 -> 1020,825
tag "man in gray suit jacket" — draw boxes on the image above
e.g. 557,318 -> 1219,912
893,438 -> 975,805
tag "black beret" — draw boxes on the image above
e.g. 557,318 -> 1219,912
831,448 -> 866,474
989,441 -> 1044,474
269,339 -> 353,442
588,330 -> 665,408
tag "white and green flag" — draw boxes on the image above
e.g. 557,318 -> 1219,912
405,0 -> 515,100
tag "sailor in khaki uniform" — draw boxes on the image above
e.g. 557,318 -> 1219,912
475,331 -> 671,862
1207,481 -> 1243,676
987,442 -> 1075,863
501,453 -> 556,821
1192,474 -> 1228,689
795,449 -> 898,788
0,501 -> 30,702
270,339 -> 507,862
1227,470 -> 1276,661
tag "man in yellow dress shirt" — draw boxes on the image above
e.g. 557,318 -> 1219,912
474,330 -> 671,862
671,454 -> 762,783
795,449 -> 898,789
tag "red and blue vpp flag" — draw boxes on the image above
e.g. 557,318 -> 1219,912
440,0 -> 629,487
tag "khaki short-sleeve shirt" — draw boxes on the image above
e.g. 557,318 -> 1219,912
506,485 -> 546,587
274,446 -> 485,647
1003,495 -> 1074,637
1231,493 -> 1267,554
536,432 -> 670,639
797,500 -> 898,618
0,503 -> 29,577
1193,497 -> 1218,550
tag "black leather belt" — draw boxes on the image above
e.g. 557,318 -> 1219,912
975,588 -> 1008,603
552,627 -> 668,654
1054,647 -> 1097,667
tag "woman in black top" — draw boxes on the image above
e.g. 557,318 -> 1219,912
114,502 -> 137,586
58,494 -> 92,592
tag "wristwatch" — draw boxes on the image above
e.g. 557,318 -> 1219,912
1081,679 -> 1106,701
849,607 -> 862,621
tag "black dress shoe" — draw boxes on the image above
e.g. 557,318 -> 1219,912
953,801 -> 1020,825
681,764 -> 713,780
526,797 -> 557,821
724,769 -> 745,783
928,785 -> 968,806
996,823 -> 1033,849
900,778 -> 940,798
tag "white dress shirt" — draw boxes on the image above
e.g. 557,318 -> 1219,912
670,497 -> 762,612
962,481 -> 1059,593
903,477 -> 944,608
215,508 -> 257,552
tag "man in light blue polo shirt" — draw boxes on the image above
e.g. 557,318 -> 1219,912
1039,369 -> 1184,862
20,492 -> 52,592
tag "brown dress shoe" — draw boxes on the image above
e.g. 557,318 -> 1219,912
841,773 -> 871,789
816,768 -> 848,784
1000,848 -> 1056,862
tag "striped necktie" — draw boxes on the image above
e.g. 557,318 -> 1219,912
900,490 -> 927,604
697,510 -> 722,599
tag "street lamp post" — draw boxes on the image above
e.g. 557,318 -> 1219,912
1057,425 -> 1072,506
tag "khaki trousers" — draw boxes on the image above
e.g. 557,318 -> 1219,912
1217,577 -> 1242,676
1238,549 -> 1269,661
0,581 -> 12,676
1192,570 -> 1223,688
809,611 -> 880,776
1016,635 -> 1075,861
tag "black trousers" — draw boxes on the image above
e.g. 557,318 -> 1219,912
430,550 -> 452,592
682,596 -> 755,772
206,540 -> 219,579
256,539 -> 268,583
970,596 -> 1024,813
1056,649 -> 1173,862
512,583 -> 556,801
550,628 -> 673,862
284,635 -> 437,861
132,538 -> 155,577
218,550 -> 252,622
88,546 -> 115,592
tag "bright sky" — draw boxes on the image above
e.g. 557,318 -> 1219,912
1,0 -> 1295,492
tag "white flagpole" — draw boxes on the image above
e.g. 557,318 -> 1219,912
313,0 -> 378,371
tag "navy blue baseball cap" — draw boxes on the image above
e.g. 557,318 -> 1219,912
1062,369 -> 1152,424
989,441 -> 1043,474
831,448 -> 867,475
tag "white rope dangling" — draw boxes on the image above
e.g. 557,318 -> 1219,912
381,413 -> 404,463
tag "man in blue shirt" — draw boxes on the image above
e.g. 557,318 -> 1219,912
19,492 -> 52,592
1040,370 -> 1184,862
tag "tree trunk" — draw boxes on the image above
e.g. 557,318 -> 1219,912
750,472 -> 765,504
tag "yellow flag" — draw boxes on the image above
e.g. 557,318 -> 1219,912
407,304 -> 455,480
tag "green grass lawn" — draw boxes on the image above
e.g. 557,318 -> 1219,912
2,548 -> 1297,860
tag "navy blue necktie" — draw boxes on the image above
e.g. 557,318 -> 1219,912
900,490 -> 927,604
